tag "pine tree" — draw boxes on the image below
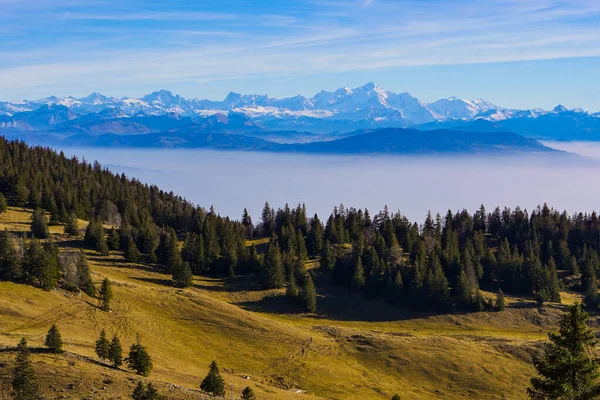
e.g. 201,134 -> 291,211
144,383 -> 160,399
132,381 -> 146,400
0,230 -> 21,281
200,361 -> 225,396
261,240 -> 285,289
299,273 -> 317,313
125,235 -> 142,263
528,303 -> 600,399
23,240 -> 59,290
12,338 -> 40,400
496,289 -> 506,311
108,227 -> 120,251
30,208 -> 49,239
241,386 -> 257,400
45,324 -> 63,353
569,255 -> 580,276
157,228 -> 180,272
13,180 -> 28,207
454,269 -> 473,308
126,341 -> 153,376
0,192 -> 8,213
172,261 -> 193,288
76,252 -> 95,296
307,215 -> 324,256
286,270 -> 299,300
100,278 -> 113,312
64,211 -> 79,236
108,334 -> 123,368
132,381 -> 161,400
351,257 -> 366,291
95,330 -> 110,360
97,227 -> 109,256
320,240 -> 336,270
392,395 -> 401,400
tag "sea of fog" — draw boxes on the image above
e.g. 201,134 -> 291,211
60,142 -> 600,223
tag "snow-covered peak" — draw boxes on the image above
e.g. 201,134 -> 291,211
428,97 -> 500,120
552,104 -> 568,113
82,92 -> 110,105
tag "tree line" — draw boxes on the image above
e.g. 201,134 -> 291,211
3,136 -> 600,314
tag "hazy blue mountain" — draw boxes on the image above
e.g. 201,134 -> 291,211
283,128 -> 557,155
1,83 -> 599,142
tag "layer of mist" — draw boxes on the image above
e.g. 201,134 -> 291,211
62,145 -> 600,223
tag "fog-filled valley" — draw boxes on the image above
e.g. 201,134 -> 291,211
62,142 -> 599,222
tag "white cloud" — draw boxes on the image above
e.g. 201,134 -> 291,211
1,0 -> 600,99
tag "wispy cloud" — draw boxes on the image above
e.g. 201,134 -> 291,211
0,0 -> 599,103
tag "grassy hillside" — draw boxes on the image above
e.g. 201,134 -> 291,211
0,207 -> 588,399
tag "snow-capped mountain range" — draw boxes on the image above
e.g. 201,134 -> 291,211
0,82 -> 581,124
1,83 -> 599,142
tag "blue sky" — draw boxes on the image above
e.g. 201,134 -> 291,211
1,0 -> 600,110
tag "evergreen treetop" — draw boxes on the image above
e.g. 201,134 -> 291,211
45,324 -> 63,353
200,360 -> 225,396
528,302 -> 600,399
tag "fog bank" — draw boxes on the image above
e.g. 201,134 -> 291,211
62,147 -> 600,223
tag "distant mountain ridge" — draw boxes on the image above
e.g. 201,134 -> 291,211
1,83 -> 599,144
1,83 -> 595,125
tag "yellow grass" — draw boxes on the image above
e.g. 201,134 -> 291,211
0,207 -> 586,399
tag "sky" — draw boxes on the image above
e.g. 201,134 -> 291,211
1,0 -> 600,110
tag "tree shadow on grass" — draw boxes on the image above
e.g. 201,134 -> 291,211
194,274 -> 265,293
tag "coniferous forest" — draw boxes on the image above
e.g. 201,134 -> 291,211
0,136 -> 598,315
3,137 -> 600,399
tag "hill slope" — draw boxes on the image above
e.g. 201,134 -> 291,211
0,207 -> 583,399
284,127 -> 556,155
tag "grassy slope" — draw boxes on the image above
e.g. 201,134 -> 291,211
0,207 -> 587,399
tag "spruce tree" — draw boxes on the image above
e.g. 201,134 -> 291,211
241,386 -> 257,400
126,341 -> 153,376
392,395 -> 401,400
100,278 -> 113,312
200,361 -> 225,396
299,273 -> 317,313
132,382 -> 160,400
132,381 -> 146,400
45,324 -> 63,353
307,215 -> 324,256
30,208 -> 49,239
496,289 -> 506,311
0,192 -> 7,213
108,227 -> 120,251
97,228 -> 109,256
454,269 -> 473,308
95,330 -> 110,360
125,235 -> 142,263
351,257 -> 366,291
64,211 -> 79,236
569,255 -> 580,276
528,303 -> 600,399
0,230 -> 21,281
286,270 -> 299,300
108,334 -> 123,368
23,239 -> 59,290
76,252 -> 95,296
320,240 -> 336,270
262,240 -> 285,289
13,180 -> 28,207
144,383 -> 160,399
172,261 -> 193,288
12,338 -> 40,400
